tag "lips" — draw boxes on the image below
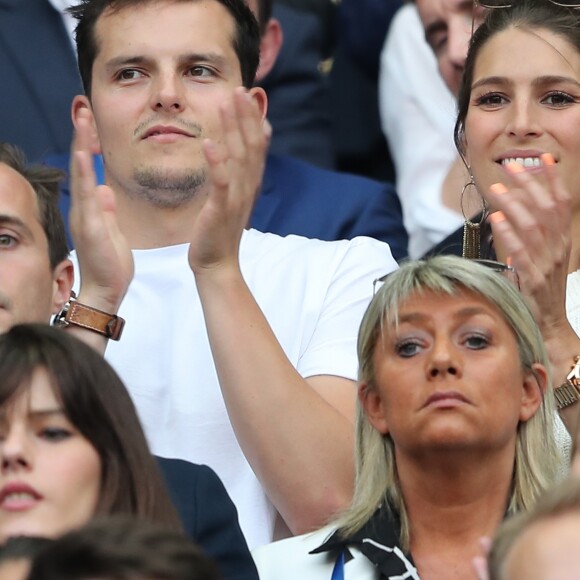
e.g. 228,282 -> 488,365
0,482 -> 42,511
422,391 -> 470,409
141,125 -> 194,139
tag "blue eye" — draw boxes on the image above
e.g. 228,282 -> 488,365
465,334 -> 489,349
395,340 -> 422,358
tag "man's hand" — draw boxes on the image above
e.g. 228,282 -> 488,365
70,108 -> 134,314
187,87 -> 269,275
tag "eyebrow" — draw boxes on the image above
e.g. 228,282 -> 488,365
0,214 -> 34,238
472,75 -> 580,91
0,408 -> 65,422
27,408 -> 65,418
105,52 -> 229,72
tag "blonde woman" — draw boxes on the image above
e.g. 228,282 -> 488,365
254,256 -> 559,579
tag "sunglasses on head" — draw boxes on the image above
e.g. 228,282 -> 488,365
372,259 -> 520,297
476,0 -> 580,7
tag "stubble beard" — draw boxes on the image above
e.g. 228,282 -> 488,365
132,167 -> 208,209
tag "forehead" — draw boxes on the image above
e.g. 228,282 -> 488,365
0,163 -> 42,228
380,287 -> 510,337
94,0 -> 239,67
0,368 -> 60,420
474,26 -> 580,80
416,0 -> 474,28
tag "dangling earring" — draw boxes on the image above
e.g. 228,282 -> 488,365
461,172 -> 487,260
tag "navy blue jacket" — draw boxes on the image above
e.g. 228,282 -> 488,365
0,0 -> 82,161
156,457 -> 258,580
252,153 -> 407,260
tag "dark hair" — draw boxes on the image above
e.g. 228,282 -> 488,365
26,516 -> 222,580
0,144 -> 69,269
0,324 -> 181,531
69,0 -> 261,96
454,0 -> 580,158
256,0 -> 272,33
0,537 -> 53,562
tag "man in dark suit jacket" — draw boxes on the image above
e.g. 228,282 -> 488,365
0,0 -> 82,162
156,458 -> 258,580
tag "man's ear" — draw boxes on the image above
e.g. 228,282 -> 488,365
358,382 -> 389,434
248,86 -> 268,122
256,17 -> 283,82
519,363 -> 548,422
72,95 -> 102,154
50,259 -> 74,316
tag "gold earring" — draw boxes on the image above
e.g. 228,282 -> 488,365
461,173 -> 487,260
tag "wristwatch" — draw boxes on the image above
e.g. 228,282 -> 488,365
554,356 -> 580,410
53,292 -> 125,341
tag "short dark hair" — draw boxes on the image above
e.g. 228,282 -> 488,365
0,143 -> 69,269
0,324 -> 181,531
26,516 -> 222,580
256,0 -> 272,32
69,0 -> 261,96
454,0 -> 580,159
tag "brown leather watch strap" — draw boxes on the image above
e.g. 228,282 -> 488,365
54,293 -> 125,341
65,301 -> 125,340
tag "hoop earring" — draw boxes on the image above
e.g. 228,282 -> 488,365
461,173 -> 487,260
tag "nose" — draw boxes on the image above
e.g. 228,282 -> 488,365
426,338 -> 462,380
151,72 -> 185,113
1,426 -> 31,472
506,99 -> 543,139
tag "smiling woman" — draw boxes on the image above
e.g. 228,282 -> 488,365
452,0 -> 580,437
253,256 -> 559,580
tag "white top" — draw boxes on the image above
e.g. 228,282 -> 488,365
73,229 -> 396,549
379,4 -> 463,258
253,526 -> 378,580
566,270 -> 580,335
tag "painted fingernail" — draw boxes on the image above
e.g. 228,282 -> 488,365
490,183 -> 508,194
541,152 -> 555,166
489,211 -> 506,224
506,162 -> 525,173
506,256 -> 513,268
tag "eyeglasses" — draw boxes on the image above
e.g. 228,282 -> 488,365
470,0 -> 580,45
372,259 -> 520,297
476,0 -> 580,7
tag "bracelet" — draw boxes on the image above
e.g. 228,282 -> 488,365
554,355 -> 580,410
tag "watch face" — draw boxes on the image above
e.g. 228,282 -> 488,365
52,302 -> 71,328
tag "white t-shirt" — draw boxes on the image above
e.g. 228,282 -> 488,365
73,229 -> 396,548
379,4 -> 463,258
